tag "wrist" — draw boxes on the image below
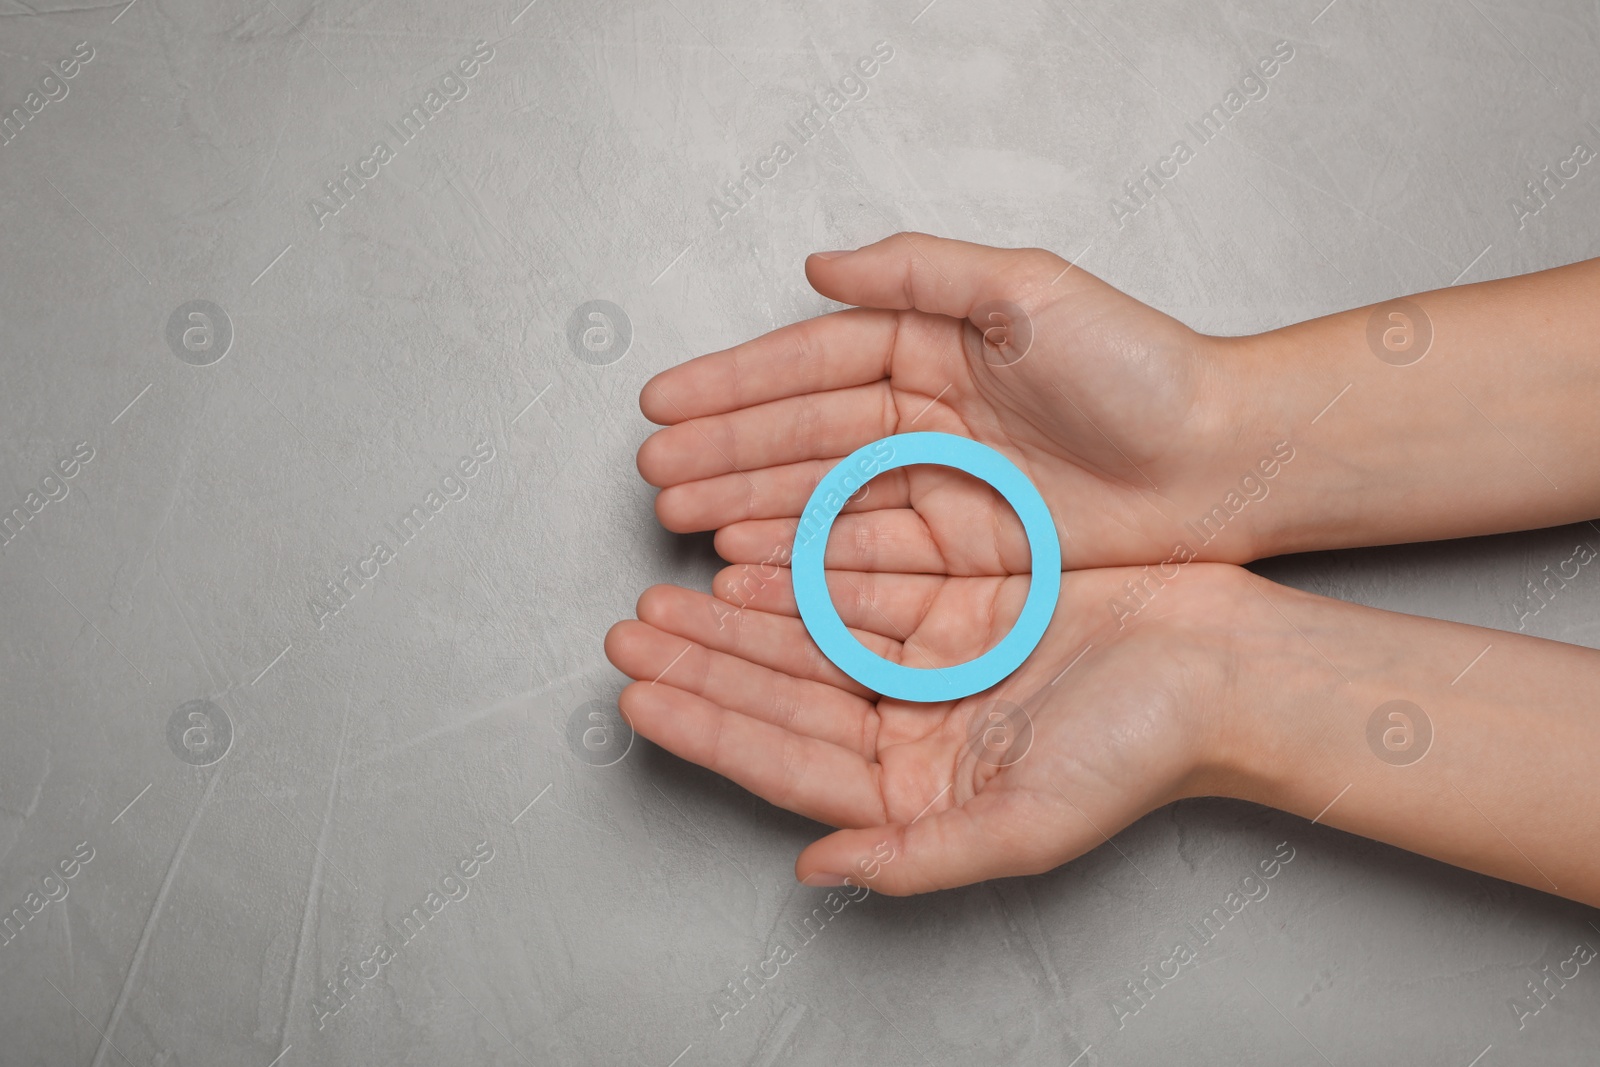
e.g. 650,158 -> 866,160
1137,562 -> 1314,801
1199,569 -> 1440,817
1187,567 -> 1342,807
1182,331 -> 1329,563
1208,279 -> 1596,557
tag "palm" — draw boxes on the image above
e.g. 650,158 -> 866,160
638,234 -> 1230,575
604,563 -> 1243,893
622,235 -> 1254,892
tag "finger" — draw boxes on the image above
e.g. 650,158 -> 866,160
713,512 -> 958,575
632,584 -> 892,698
637,382 -> 898,488
619,681 -> 886,829
603,617 -> 877,755
714,564 -> 938,637
654,458 -> 911,532
639,308 -> 897,425
806,233 -> 1069,320
794,789 -> 1062,895
713,565 -> 1033,682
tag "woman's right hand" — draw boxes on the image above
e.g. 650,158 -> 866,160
604,558 -> 1259,895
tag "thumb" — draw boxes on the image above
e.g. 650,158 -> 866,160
804,232 -> 1072,321
795,789 -> 1061,896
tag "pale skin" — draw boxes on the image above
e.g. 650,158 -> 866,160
604,233 -> 1600,906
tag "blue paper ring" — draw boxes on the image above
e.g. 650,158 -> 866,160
791,432 -> 1062,702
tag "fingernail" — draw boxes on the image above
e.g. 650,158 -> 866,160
800,871 -> 849,887
810,249 -> 852,261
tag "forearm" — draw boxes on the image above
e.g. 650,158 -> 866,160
1218,257 -> 1600,557
1219,574 -> 1600,907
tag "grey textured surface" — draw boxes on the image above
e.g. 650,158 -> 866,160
2,0 -> 1599,1064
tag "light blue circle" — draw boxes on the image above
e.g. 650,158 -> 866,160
791,432 -> 1062,703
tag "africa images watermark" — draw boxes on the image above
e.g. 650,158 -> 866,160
1366,298 -> 1432,366
1365,699 -> 1433,767
1507,937 -> 1596,1030
1507,136 -> 1596,230
795,438 -> 896,551
707,40 -> 896,231
710,478 -> 872,632
312,838 -> 496,1030
309,438 -> 497,630
308,40 -> 496,229
166,698 -> 234,767
0,40 -> 95,149
1513,539 -> 1597,631
0,840 -> 96,951
1111,40 -> 1296,228
565,697 -> 635,767
1106,440 -> 1295,628
709,839 -> 896,1031
1108,840 -> 1297,1029
710,541 -> 791,631
0,441 -> 95,550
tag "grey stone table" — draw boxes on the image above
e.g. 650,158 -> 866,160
2,0 -> 1597,1063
